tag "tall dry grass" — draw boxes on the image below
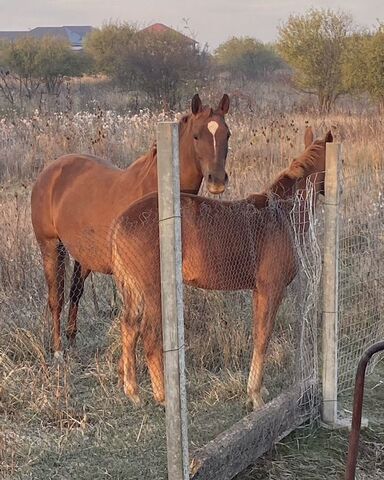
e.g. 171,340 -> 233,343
0,92 -> 383,478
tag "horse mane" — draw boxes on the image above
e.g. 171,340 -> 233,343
265,140 -> 325,198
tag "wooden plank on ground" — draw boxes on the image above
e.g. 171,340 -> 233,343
190,385 -> 313,480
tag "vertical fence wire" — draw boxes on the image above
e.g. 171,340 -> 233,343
337,162 -> 384,400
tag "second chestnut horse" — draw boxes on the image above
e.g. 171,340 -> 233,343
111,127 -> 332,408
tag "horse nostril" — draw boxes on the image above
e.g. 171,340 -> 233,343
224,173 -> 229,184
208,174 -> 213,184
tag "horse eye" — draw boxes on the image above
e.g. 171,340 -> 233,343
193,135 -> 198,140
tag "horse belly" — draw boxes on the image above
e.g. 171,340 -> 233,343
56,223 -> 113,274
183,254 -> 256,291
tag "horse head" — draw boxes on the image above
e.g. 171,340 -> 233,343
181,93 -> 231,194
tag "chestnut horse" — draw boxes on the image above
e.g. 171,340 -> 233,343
111,127 -> 333,408
31,94 -> 231,359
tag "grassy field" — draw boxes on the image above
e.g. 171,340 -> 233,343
1,89 -> 383,479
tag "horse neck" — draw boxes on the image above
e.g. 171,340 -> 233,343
178,116 -> 203,194
119,116 -> 202,197
265,144 -> 324,201
263,158 -> 324,233
263,170 -> 302,200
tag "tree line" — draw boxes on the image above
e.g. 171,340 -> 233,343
0,36 -> 89,108
0,10 -> 383,112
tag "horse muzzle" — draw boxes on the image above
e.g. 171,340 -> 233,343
206,172 -> 228,194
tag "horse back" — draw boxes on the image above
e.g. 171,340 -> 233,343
31,154 -> 125,265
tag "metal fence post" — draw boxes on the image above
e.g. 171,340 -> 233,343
321,142 -> 342,426
157,122 -> 189,480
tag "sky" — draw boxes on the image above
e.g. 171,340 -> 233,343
0,0 -> 383,49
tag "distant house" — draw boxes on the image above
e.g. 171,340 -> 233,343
0,26 -> 93,50
0,23 -> 196,50
138,23 -> 197,47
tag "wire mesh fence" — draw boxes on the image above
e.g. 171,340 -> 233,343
2,130 -> 383,478
337,165 -> 384,402
0,128 -> 328,479
0,192 -> 169,479
109,161 -> 324,477
0,181 -> 323,478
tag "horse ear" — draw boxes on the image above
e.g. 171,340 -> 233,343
217,94 -> 230,115
325,130 -> 333,143
304,126 -> 314,148
191,94 -> 203,115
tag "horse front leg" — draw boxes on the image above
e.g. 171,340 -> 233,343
247,284 -> 284,409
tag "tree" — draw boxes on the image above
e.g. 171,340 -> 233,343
85,22 -> 210,109
84,22 -> 137,86
0,37 -> 42,102
0,36 -> 87,106
368,27 -> 384,111
277,8 -> 354,112
214,37 -> 282,84
342,25 -> 384,111
0,40 -> 17,105
35,36 -> 87,94
127,29 -> 210,108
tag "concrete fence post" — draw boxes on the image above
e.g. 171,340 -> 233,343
157,122 -> 189,480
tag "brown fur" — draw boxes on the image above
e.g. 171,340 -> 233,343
31,94 -> 230,354
111,127 -> 333,408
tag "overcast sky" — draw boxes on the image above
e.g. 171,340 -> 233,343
0,0 -> 382,49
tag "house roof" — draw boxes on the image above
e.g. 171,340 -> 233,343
138,23 -> 197,45
0,26 -> 93,47
0,31 -> 28,41
0,23 -> 196,48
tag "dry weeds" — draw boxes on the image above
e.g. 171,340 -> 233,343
0,87 -> 383,479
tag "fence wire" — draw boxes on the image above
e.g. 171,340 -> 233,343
111,178 -> 323,457
9,158 -> 384,478
0,193 -> 168,479
337,166 -> 384,396
0,175 -> 325,478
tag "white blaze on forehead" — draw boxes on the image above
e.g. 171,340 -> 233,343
207,120 -> 219,156
207,120 -> 219,135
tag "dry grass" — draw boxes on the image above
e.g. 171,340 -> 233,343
0,88 -> 383,478
236,362 -> 384,480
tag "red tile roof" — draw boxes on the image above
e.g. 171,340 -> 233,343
138,23 -> 196,44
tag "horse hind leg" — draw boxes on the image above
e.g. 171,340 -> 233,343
119,285 -> 143,406
67,261 -> 90,347
41,239 -> 67,361
247,282 -> 284,409
142,299 -> 164,406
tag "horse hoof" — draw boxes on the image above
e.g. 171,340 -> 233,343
252,396 -> 266,410
261,386 -> 270,398
247,391 -> 267,410
124,387 -> 143,407
130,394 -> 144,407
53,351 -> 65,365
